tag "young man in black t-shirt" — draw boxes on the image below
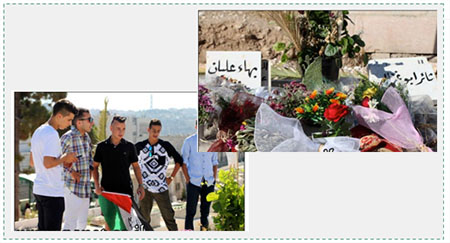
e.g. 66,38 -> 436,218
135,119 -> 188,231
93,116 -> 145,230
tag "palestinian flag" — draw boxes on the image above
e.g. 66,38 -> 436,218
98,191 -> 153,231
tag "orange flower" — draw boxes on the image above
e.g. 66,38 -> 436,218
295,107 -> 305,114
325,87 -> 335,96
336,92 -> 347,99
330,99 -> 340,104
313,104 -> 319,112
309,90 -> 318,99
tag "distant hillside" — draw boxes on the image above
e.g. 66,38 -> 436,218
90,108 -> 197,139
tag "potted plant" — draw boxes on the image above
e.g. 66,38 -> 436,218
267,10 -> 367,89
295,87 -> 351,137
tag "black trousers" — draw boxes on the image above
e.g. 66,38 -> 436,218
34,194 -> 65,231
185,182 -> 214,230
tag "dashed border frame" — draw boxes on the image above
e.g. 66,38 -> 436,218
2,2 -> 445,241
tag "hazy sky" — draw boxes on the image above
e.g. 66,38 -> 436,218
66,92 -> 197,111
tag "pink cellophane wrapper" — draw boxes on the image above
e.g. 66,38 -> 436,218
352,87 -> 431,151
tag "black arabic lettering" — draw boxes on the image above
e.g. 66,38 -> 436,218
425,72 -> 434,81
416,72 -> 426,86
244,60 -> 258,78
207,62 -> 218,74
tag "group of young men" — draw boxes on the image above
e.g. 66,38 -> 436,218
30,99 -> 218,231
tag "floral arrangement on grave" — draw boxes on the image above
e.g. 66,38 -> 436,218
265,10 -> 367,89
294,87 -> 351,137
351,75 -> 409,113
235,118 -> 256,152
207,92 -> 263,152
267,81 -> 308,118
352,86 -> 431,152
198,84 -> 216,125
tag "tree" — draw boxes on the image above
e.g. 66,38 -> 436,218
14,92 -> 67,221
97,97 -> 109,141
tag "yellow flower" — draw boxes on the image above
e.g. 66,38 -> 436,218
305,97 -> 310,102
325,87 -> 335,96
242,121 -> 247,126
336,92 -> 347,100
330,99 -> 340,104
309,90 -> 318,99
363,87 -> 377,99
313,104 -> 319,112
295,107 -> 305,114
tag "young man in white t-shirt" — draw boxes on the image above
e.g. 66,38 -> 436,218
30,99 -> 79,231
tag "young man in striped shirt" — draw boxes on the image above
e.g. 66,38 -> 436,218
60,108 -> 94,230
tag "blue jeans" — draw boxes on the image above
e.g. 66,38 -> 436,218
184,182 -> 214,230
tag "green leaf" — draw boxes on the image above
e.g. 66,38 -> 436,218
340,38 -> 349,55
342,10 -> 349,15
319,29 -> 329,38
281,54 -> 288,63
363,53 -> 369,66
271,65 -> 302,79
352,35 -> 365,47
354,46 -> 361,53
348,36 -> 354,45
324,44 -> 339,57
273,42 -> 286,52
336,58 -> 343,69
303,56 -> 323,91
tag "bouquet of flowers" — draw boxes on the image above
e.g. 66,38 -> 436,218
267,81 -> 308,118
294,87 -> 351,136
235,118 -> 257,152
207,92 -> 263,152
351,76 -> 409,112
352,86 -> 431,152
198,85 -> 216,125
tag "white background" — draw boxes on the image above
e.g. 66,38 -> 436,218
0,0 -> 448,242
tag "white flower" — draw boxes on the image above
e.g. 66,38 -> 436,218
368,99 -> 379,109
363,111 -> 380,123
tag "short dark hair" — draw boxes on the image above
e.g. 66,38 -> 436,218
53,99 -> 78,117
111,115 -> 127,125
72,108 -> 90,126
149,118 -> 162,129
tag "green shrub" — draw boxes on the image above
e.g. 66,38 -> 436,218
207,168 -> 245,231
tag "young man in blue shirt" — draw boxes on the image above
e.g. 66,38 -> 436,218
181,121 -> 218,231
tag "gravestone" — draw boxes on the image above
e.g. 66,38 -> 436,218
368,57 -> 438,100
206,51 -> 261,89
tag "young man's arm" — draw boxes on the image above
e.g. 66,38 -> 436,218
61,134 -> 81,182
131,162 -> 145,200
29,152 -> 34,168
43,153 -> 77,169
180,138 -> 190,184
181,164 -> 190,184
93,161 -> 102,195
212,153 -> 219,182
213,165 -> 218,181
41,133 -> 77,169
166,142 -> 184,185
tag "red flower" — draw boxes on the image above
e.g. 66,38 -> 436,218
324,103 -> 349,122
361,97 -> 370,107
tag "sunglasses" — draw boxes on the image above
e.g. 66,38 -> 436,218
79,117 -> 94,123
112,115 -> 127,122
